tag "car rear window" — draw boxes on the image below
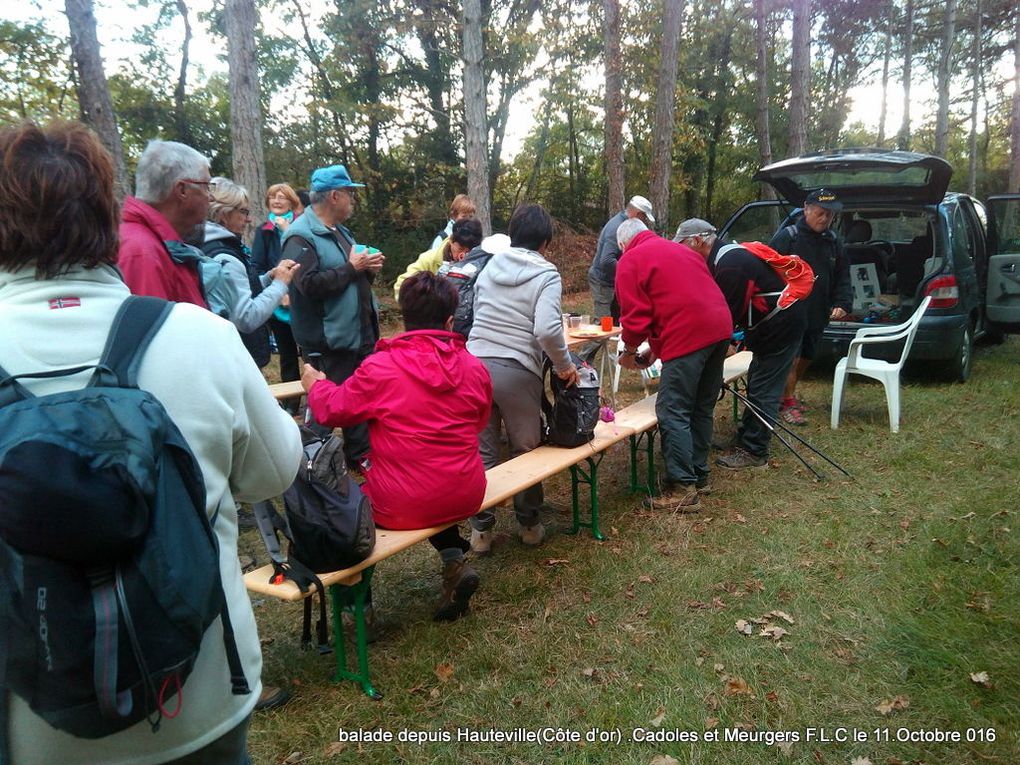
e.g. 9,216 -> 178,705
846,211 -> 932,242
784,165 -> 934,191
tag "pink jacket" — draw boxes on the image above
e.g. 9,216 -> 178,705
118,197 -> 207,306
307,330 -> 492,530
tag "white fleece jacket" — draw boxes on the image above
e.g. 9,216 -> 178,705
0,263 -> 302,765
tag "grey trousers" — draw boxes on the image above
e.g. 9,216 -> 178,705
588,276 -> 619,322
656,340 -> 729,486
471,357 -> 544,530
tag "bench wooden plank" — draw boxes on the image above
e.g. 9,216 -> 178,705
724,350 -> 753,384
269,380 -> 305,401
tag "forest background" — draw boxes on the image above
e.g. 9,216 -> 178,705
3,0 -> 1020,285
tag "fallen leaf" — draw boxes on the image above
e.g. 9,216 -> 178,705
770,610 -> 796,624
695,657 -> 705,667
639,575 -> 654,583
650,707 -> 666,727
582,590 -> 592,603
705,716 -> 719,729
711,597 -> 726,609
761,625 -> 789,641
649,756 -> 680,765
281,753 -> 305,764
430,687 -> 440,699
812,750 -> 824,763
705,692 -> 720,710
745,578 -> 765,592
586,613 -> 599,627
850,758 -> 872,765
874,695 -> 910,715
724,676 -> 753,696
777,741 -> 794,756
970,671 -> 992,687
581,667 -> 598,679
324,742 -> 347,756
735,619 -> 753,635
735,513 -> 747,523
713,663 -> 725,673
434,662 -> 454,683
543,558 -> 570,566
766,690 -> 779,702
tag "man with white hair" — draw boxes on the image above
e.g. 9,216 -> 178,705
615,218 -> 732,512
587,195 -> 655,323
118,139 -> 212,305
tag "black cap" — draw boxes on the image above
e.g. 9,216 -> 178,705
804,188 -> 842,212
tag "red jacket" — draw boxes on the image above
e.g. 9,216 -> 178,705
615,230 -> 732,362
118,197 -> 207,306
307,330 -> 492,530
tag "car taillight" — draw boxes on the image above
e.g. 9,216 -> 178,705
923,275 -> 958,308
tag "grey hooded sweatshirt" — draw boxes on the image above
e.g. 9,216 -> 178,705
467,244 -> 572,378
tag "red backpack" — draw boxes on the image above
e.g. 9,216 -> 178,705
714,241 -> 815,326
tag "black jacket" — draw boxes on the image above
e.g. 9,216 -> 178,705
769,218 -> 851,330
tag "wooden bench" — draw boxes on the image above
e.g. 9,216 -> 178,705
244,419 -> 637,698
268,379 -> 304,401
610,350 -> 755,495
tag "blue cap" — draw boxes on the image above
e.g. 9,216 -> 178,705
310,165 -> 365,192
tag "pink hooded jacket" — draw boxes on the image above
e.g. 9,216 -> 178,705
307,330 -> 492,529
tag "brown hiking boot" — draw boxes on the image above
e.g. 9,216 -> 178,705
648,484 -> 701,513
716,446 -> 768,470
433,559 -> 480,622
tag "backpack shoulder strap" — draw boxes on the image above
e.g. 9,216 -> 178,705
97,296 -> 175,388
713,242 -> 745,267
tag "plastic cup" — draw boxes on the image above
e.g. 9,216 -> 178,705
601,316 -> 613,332
568,316 -> 581,329
580,314 -> 591,327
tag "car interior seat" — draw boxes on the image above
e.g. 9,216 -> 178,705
893,231 -> 933,298
844,218 -> 889,293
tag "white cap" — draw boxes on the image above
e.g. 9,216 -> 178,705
627,195 -> 655,225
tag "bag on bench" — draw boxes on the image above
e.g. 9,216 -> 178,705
542,352 -> 600,447
254,427 -> 375,651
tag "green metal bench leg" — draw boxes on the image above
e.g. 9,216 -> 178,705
628,429 -> 657,495
567,453 -> 606,540
329,567 -> 381,699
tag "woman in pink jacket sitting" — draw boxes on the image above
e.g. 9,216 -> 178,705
301,272 -> 492,621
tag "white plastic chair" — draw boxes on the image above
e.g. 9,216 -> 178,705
830,296 -> 931,433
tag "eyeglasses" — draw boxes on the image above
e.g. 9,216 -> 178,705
181,179 -> 213,191
236,208 -> 251,217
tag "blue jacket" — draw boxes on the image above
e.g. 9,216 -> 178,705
282,206 -> 378,353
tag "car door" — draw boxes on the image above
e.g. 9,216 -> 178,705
718,200 -> 794,244
985,194 -> 1020,332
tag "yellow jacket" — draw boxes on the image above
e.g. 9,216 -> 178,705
393,238 -> 449,299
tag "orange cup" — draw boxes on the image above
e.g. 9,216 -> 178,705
600,315 -> 613,332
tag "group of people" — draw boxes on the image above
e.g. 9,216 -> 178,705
0,115 -> 851,764
603,188 -> 849,512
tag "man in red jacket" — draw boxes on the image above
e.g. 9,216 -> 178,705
118,140 -> 211,306
615,219 -> 733,512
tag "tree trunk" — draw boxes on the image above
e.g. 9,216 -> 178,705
462,0 -> 491,233
649,0 -> 684,234
64,0 -> 128,197
897,0 -> 913,150
173,0 -> 193,146
224,0 -> 266,242
934,0 -> 956,158
967,0 -> 981,195
877,1 -> 892,146
788,0 -> 810,156
1010,5 -> 1020,193
603,0 -> 625,214
754,0 -> 775,200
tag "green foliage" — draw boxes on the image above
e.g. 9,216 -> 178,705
0,20 -> 77,125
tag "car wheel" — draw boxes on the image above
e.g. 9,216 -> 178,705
946,322 -> 974,383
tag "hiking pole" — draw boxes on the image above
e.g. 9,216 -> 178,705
722,382 -> 851,478
730,391 -> 827,480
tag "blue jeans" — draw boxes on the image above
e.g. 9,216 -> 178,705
656,340 -> 729,486
738,338 -> 801,457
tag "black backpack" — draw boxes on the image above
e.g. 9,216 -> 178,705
253,428 -> 375,651
440,246 -> 494,338
0,296 -> 249,750
541,352 -> 601,448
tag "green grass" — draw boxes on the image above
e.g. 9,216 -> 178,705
247,329 -> 1020,765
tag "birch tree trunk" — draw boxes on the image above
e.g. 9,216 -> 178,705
754,0 -> 776,200
877,1 -> 892,146
934,0 -> 956,158
788,0 -> 810,157
897,0 -> 913,150
1010,6 -> 1020,193
225,0 -> 266,242
462,0 -> 491,234
64,0 -> 128,197
603,0 -> 625,214
967,0 -> 981,195
649,0 -> 684,234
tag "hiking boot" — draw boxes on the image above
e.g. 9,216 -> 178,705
254,685 -> 291,712
780,397 -> 806,426
341,604 -> 377,644
695,477 -> 712,495
716,447 -> 768,470
648,484 -> 701,513
518,522 -> 547,546
433,560 -> 480,622
470,528 -> 494,555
